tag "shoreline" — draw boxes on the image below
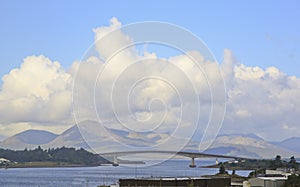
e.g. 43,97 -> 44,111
0,161 -> 110,169
200,165 -> 257,171
1,161 -> 145,169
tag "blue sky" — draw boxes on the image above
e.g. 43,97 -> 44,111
0,0 -> 299,78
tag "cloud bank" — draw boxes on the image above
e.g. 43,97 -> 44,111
0,18 -> 299,142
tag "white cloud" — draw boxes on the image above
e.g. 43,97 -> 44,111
0,55 -> 72,126
93,17 -> 135,60
234,64 -> 265,80
235,109 -> 252,118
224,59 -> 300,140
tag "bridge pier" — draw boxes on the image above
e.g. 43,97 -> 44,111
189,157 -> 196,168
112,155 -> 119,167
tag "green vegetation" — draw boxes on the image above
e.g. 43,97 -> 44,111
283,174 -> 300,187
5,161 -> 84,168
0,146 -> 110,168
219,164 -> 228,175
204,155 -> 300,172
202,164 -> 246,184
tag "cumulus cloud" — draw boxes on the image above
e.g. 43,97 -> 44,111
93,17 -> 136,61
0,17 -> 299,144
0,55 -> 72,125
224,61 -> 300,140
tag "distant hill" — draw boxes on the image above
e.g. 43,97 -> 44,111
44,125 -> 90,149
46,120 -> 171,151
0,146 -> 110,167
274,137 -> 300,153
217,133 -> 264,141
0,135 -> 6,141
0,130 -> 57,150
203,134 -> 298,159
203,146 -> 260,158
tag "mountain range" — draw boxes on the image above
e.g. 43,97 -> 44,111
0,121 -> 299,159
204,134 -> 299,158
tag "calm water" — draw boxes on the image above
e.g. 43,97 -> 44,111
0,159 -> 252,187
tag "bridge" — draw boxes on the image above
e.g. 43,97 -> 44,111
99,150 -> 247,167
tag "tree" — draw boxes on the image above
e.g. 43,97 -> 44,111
219,164 -> 227,174
275,155 -> 281,162
284,174 -> 300,187
270,155 -> 283,169
273,155 -> 283,168
232,170 -> 236,175
289,156 -> 297,169
0,146 -> 109,166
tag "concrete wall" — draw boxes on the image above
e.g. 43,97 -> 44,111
248,178 -> 286,187
119,177 -> 231,187
264,180 -> 285,187
249,178 -> 264,187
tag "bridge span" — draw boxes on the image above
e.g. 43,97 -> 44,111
99,150 -> 247,168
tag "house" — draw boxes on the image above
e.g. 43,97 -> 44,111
0,158 -> 10,164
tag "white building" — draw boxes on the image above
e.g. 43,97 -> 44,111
0,158 -> 10,164
266,169 -> 293,178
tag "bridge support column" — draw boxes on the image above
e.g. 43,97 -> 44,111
189,157 -> 196,168
112,155 -> 119,167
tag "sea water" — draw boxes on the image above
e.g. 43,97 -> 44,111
0,159 -> 252,187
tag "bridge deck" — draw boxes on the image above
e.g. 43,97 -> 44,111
99,150 -> 247,160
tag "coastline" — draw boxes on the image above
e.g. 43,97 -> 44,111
0,161 -> 107,169
200,165 -> 258,171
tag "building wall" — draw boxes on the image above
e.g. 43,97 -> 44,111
119,178 -> 231,187
265,170 -> 283,175
249,178 -> 264,187
248,178 -> 286,187
264,180 -> 285,187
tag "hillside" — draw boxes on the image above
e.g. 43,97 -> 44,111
275,137 -> 300,153
0,146 -> 110,168
203,134 -> 298,158
44,125 -> 90,149
0,130 -> 58,150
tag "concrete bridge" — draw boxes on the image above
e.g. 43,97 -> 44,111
99,150 -> 247,167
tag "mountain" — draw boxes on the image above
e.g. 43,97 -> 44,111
44,120 -> 120,151
217,133 -> 264,141
203,134 -> 298,159
0,130 -> 57,150
204,146 -> 260,158
45,120 -> 171,152
274,137 -> 300,153
1,122 -> 300,159
0,135 -> 6,141
44,125 -> 90,149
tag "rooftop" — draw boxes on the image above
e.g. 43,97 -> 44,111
256,177 -> 287,181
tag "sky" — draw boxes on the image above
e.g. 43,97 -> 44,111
0,0 -> 299,142
1,0 -> 299,77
